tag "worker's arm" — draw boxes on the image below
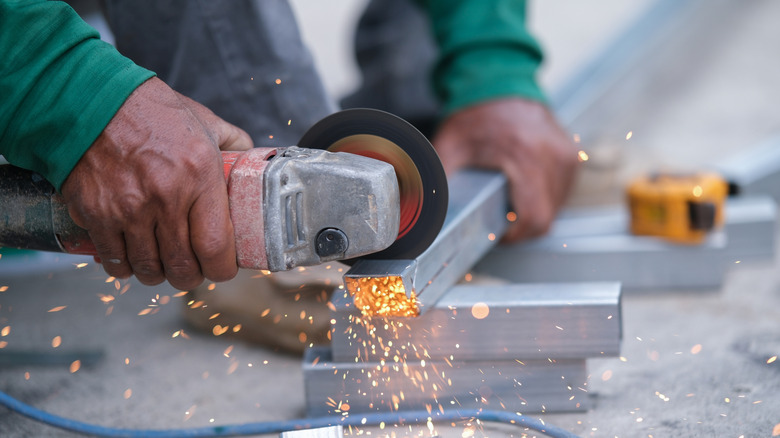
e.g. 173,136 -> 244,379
0,1 -> 252,288
418,0 -> 579,241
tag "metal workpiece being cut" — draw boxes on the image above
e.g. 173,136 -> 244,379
0,109 -> 448,273
342,170 -> 508,317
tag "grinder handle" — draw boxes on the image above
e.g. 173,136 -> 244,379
0,149 -> 277,256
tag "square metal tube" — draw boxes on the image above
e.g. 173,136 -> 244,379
330,282 -> 622,363
303,346 -> 588,417
343,170 -> 508,316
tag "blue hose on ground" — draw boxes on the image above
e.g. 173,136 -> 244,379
0,390 -> 580,438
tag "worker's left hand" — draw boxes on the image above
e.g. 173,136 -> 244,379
432,97 -> 579,242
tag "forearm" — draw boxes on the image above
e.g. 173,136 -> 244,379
0,0 -> 154,190
417,0 -> 546,116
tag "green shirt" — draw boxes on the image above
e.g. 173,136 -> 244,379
0,0 -> 154,191
0,0 -> 541,190
419,0 -> 545,116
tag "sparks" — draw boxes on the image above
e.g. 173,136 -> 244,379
626,131 -> 633,140
577,150 -> 589,162
48,306 -> 67,313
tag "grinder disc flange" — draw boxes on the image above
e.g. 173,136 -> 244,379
298,108 -> 448,261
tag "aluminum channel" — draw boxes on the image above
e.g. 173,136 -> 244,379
303,346 -> 588,417
330,282 -> 621,363
718,135 -> 780,202
343,170 -> 508,314
475,197 -> 775,290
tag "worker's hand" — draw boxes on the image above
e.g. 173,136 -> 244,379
61,77 -> 254,290
432,98 -> 579,242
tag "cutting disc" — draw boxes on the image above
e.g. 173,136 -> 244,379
298,108 -> 448,260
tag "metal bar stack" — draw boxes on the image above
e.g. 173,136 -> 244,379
303,282 -> 622,416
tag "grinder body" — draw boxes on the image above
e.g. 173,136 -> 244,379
0,147 -> 400,271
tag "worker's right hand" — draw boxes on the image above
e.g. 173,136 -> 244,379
61,77 -> 254,290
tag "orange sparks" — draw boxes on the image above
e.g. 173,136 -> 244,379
768,356 -> 777,364
346,276 -> 419,317
123,389 -> 132,399
488,233 -> 496,241
48,306 -> 67,313
173,291 -> 188,298
69,360 -> 81,373
212,325 -> 229,336
24,372 -> 30,380
98,294 -> 115,303
0,341 -> 7,349
506,211 -> 517,222
0,286 -> 8,292
471,302 -> 489,320
275,78 -> 282,85
773,423 -> 780,436
0,326 -> 9,336
52,336 -> 62,348
691,344 -> 703,355
577,150 -> 589,162
207,283 -> 216,291
601,370 -> 612,381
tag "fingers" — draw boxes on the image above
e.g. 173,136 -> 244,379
124,221 -> 166,286
188,184 -> 238,284
87,228 -> 133,280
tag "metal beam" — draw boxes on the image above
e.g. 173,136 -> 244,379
474,197 -> 775,290
718,135 -> 780,202
330,282 -> 621,363
342,170 -> 508,316
303,346 -> 588,417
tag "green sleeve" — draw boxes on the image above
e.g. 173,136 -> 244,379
0,0 -> 155,191
418,0 -> 546,117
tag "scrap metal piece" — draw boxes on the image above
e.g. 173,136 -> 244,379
343,170 -> 508,316
474,197 -> 775,290
330,282 -> 622,363
303,346 -> 588,417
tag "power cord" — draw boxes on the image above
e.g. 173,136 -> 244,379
0,390 -> 580,438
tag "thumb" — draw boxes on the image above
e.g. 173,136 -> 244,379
175,91 -> 254,152
213,121 -> 254,152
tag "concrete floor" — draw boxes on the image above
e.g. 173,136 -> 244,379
3,1 -> 780,437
